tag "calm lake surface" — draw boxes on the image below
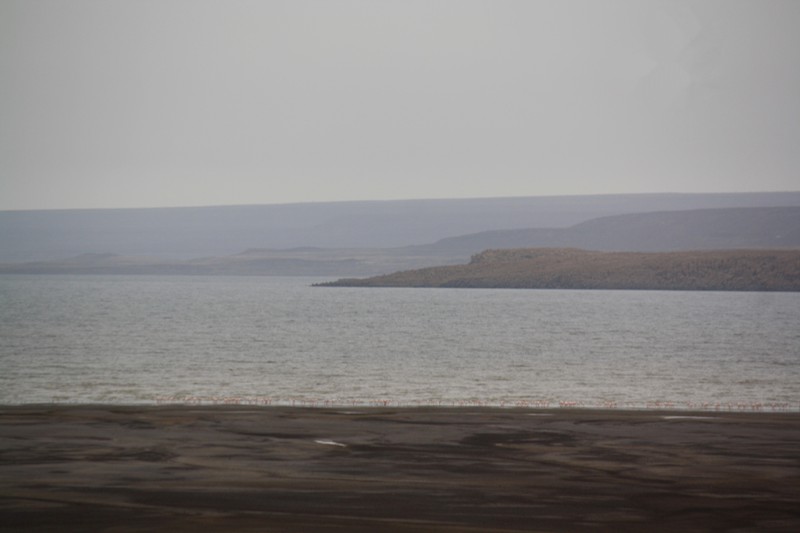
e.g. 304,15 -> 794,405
1,275 -> 798,410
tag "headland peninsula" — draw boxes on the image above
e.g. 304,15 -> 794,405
316,248 -> 800,291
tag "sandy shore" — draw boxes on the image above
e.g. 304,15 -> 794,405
1,406 -> 799,532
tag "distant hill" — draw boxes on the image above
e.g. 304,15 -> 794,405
2,204 -> 799,277
2,192 -> 799,262
419,206 -> 800,254
318,248 -> 800,292
0,247 -> 459,277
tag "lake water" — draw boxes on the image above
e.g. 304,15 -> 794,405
1,275 -> 798,411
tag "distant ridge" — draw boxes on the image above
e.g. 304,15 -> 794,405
2,192 -> 799,262
420,206 -> 800,254
2,204 -> 799,277
317,248 -> 800,292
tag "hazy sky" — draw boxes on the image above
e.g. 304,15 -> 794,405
1,0 -> 799,210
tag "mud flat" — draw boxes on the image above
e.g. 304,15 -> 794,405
1,406 -> 799,532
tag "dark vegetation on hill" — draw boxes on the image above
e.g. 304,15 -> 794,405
317,248 -> 800,291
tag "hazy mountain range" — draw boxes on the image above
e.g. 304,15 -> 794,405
1,192 -> 799,276
416,205 -> 800,254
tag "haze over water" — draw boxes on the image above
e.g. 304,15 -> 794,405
1,275 -> 797,410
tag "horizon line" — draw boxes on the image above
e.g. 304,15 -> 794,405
3,190 -> 800,213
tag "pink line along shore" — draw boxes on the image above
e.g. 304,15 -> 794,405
151,395 -> 798,412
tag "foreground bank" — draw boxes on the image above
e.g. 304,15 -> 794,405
1,406 -> 799,532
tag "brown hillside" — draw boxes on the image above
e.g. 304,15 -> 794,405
317,248 -> 800,291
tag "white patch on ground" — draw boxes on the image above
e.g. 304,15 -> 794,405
661,416 -> 717,420
315,439 -> 347,447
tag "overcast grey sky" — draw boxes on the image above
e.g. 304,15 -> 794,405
1,0 -> 798,210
